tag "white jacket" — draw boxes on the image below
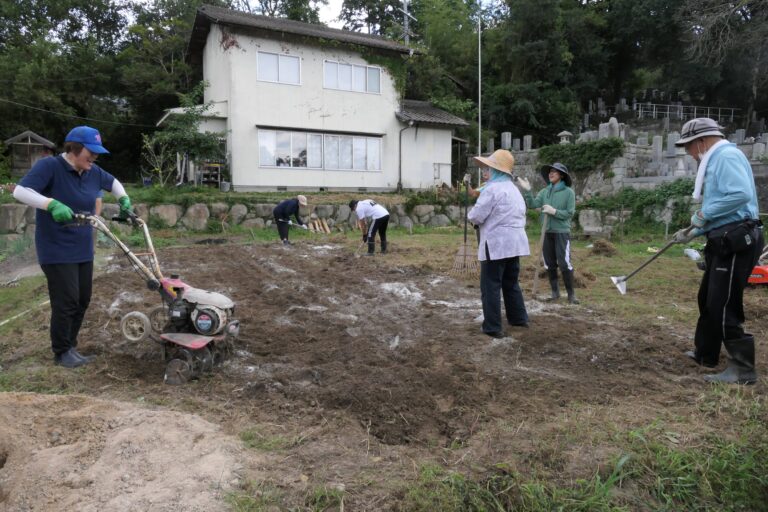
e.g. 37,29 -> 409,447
468,181 -> 530,261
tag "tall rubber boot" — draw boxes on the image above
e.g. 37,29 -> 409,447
544,269 -> 560,301
381,240 -> 387,254
704,335 -> 758,385
563,270 -> 579,304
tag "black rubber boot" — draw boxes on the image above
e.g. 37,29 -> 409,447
563,270 -> 579,304
704,335 -> 758,385
381,240 -> 387,254
545,269 -> 560,301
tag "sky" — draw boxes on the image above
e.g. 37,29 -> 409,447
318,0 -> 344,29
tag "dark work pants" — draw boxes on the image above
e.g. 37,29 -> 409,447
480,244 -> 528,334
542,232 -> 573,272
694,227 -> 763,365
367,215 -> 390,254
41,262 -> 94,356
274,215 -> 290,241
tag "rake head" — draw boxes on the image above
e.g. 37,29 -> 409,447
610,275 -> 627,295
450,243 -> 479,276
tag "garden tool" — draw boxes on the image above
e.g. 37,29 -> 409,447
450,182 -> 478,276
610,226 -> 693,295
531,213 -> 549,298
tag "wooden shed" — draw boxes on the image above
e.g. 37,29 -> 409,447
4,130 -> 57,177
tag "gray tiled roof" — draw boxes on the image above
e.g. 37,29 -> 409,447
3,130 -> 56,149
396,100 -> 469,127
189,4 -> 413,60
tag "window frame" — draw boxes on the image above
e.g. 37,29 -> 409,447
258,128 -> 382,171
322,59 -> 382,94
256,51 -> 301,85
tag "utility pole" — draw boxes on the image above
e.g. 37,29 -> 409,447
398,0 -> 417,45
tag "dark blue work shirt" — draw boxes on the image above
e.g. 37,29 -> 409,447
19,155 -> 115,265
273,198 -> 303,225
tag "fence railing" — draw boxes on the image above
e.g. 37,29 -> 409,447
635,103 -> 740,123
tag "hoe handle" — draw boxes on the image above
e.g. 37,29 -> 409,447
622,227 -> 693,282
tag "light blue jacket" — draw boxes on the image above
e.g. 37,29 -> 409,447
468,181 -> 530,261
699,143 -> 759,233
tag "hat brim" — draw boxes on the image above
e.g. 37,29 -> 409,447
539,165 -> 572,187
83,143 -> 110,154
473,155 -> 513,175
674,129 -> 724,146
298,199 -> 307,206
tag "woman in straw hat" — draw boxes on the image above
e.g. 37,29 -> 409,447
273,195 -> 308,245
468,149 -> 530,338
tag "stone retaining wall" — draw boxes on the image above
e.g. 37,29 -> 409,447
0,201 -> 464,238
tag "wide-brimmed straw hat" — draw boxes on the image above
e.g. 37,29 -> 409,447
675,118 -> 725,146
539,162 -> 572,187
473,149 -> 515,175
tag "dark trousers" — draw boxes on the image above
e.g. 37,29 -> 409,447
694,227 -> 763,365
542,232 -> 573,272
480,247 -> 528,334
41,262 -> 94,356
367,215 -> 389,253
274,214 -> 290,241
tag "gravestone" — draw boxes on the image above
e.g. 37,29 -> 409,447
501,132 -> 511,150
662,117 -> 670,132
512,138 -> 521,151
674,148 -> 688,177
488,137 -> 495,152
523,135 -> 533,151
667,132 -> 679,156
620,98 -> 627,111
735,129 -> 746,144
637,135 -> 649,146
607,117 -> 620,138
753,143 -> 765,159
598,122 -> 610,139
583,113 -> 589,129
652,136 -> 663,162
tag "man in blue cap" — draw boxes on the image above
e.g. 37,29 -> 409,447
13,126 -> 133,368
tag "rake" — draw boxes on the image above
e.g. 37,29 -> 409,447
610,226 -> 693,295
450,183 -> 479,276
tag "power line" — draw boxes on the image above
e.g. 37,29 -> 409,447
0,97 -> 156,128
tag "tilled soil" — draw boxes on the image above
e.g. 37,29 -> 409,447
1,238 -> 766,510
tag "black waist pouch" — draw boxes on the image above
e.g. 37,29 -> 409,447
707,220 -> 761,255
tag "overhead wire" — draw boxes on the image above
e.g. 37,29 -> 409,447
0,97 -> 156,128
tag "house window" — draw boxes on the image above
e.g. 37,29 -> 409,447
258,129 -> 381,171
323,60 -> 381,94
257,52 -> 300,85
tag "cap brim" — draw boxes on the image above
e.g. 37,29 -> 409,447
84,143 -> 110,154
674,130 -> 724,146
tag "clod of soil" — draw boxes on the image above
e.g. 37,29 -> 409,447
589,239 -> 618,256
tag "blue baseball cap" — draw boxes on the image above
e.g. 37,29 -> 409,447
65,125 -> 110,154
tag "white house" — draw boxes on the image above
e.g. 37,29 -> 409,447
185,4 -> 468,192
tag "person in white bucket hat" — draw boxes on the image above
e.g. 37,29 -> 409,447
273,195 -> 308,245
672,117 -> 763,384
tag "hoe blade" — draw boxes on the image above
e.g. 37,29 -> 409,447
610,275 -> 627,295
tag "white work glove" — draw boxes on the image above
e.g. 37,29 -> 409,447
672,226 -> 696,244
541,204 -> 556,216
516,177 -> 531,192
287,220 -> 293,225
300,224 -> 308,230
462,173 -> 471,184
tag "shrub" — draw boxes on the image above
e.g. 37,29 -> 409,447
538,138 -> 625,175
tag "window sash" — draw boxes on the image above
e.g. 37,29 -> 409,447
257,52 -> 300,84
259,129 -> 381,171
323,60 -> 381,94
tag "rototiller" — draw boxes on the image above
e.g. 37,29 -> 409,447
75,212 -> 240,384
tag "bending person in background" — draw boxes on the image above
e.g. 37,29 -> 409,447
517,162 -> 578,304
671,118 -> 763,385
468,149 -> 530,338
13,126 -> 133,369
273,195 -> 308,245
349,199 -> 390,255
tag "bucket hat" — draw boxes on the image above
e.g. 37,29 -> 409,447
539,162 -> 572,187
675,118 -> 725,146
297,195 -> 308,206
64,126 -> 110,154
473,149 -> 515,175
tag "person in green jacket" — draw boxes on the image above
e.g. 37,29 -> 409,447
517,162 -> 578,303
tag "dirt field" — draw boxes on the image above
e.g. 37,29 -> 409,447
1,234 -> 766,510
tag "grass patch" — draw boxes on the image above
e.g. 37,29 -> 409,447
0,275 -> 47,334
226,480 -> 284,512
240,427 -> 306,451
0,234 -> 33,263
